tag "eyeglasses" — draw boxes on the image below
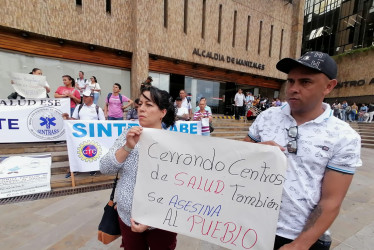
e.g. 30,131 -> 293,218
286,126 -> 298,154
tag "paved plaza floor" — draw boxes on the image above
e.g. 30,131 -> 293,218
0,148 -> 373,250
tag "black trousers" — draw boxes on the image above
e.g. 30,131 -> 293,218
235,105 -> 244,120
274,235 -> 330,250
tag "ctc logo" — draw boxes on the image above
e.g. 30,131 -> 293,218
82,145 -> 98,158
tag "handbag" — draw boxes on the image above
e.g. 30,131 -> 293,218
98,172 -> 121,244
209,122 -> 214,133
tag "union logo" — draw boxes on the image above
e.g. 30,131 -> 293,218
27,107 -> 65,140
77,141 -> 102,162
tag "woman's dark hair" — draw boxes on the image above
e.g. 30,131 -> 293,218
134,98 -> 140,105
91,76 -> 97,83
62,75 -> 76,87
114,83 -> 121,90
29,68 -> 41,74
141,86 -> 176,128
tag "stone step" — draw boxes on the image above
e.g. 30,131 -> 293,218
213,127 -> 248,132
0,142 -> 67,154
51,161 -> 70,174
0,151 -> 69,163
361,143 -> 374,149
51,172 -> 116,189
211,131 -> 248,137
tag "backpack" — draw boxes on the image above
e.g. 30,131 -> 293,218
345,106 -> 351,112
77,104 -> 100,120
107,93 -> 123,104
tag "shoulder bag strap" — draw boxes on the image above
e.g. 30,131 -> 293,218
110,172 -> 119,201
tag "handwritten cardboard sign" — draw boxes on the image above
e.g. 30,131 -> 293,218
132,129 -> 287,250
11,72 -> 47,98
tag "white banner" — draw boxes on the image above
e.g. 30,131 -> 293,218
0,154 -> 51,199
132,129 -> 287,250
0,98 -> 70,142
11,72 -> 47,98
64,120 -> 202,172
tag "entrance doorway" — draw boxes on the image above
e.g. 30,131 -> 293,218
169,74 -> 185,101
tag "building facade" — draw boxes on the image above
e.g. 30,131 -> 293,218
302,0 -> 374,103
0,0 -> 304,113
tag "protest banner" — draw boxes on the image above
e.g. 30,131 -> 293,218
0,98 -> 70,142
0,154 -> 51,199
64,120 -> 202,173
11,72 -> 47,98
132,128 -> 287,250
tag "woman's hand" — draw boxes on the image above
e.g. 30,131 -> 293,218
130,218 -> 149,233
125,126 -> 143,149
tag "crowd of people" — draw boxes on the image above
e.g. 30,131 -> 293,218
331,101 -> 374,122
234,88 -> 287,120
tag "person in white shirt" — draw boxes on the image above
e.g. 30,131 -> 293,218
70,90 -> 105,120
177,89 -> 192,119
245,92 -> 254,106
88,76 -> 101,105
76,71 -> 89,102
194,97 -> 213,114
245,51 -> 361,249
175,97 -> 189,120
234,88 -> 245,120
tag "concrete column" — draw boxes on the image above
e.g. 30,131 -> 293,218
130,0 -> 149,99
289,0 -> 305,58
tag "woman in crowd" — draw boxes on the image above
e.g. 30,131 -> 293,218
9,67 -> 50,99
350,102 -> 358,121
193,98 -> 212,136
126,98 -> 140,120
358,103 -> 368,122
100,86 -> 177,249
30,68 -> 51,97
54,75 -> 81,116
88,76 -> 101,104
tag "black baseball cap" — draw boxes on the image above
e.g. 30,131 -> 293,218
276,51 -> 337,80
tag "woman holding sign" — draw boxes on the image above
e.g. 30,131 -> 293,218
100,86 -> 177,249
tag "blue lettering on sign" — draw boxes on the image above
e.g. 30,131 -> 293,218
0,118 -> 20,130
189,123 -> 197,134
72,122 -> 140,138
169,125 -> 178,132
180,124 -> 189,133
97,123 -> 111,137
113,123 -> 128,136
168,122 -> 198,134
72,123 -> 87,137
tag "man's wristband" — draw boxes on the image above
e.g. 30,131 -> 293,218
123,144 -> 134,153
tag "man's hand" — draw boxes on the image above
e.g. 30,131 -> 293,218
279,242 -> 308,250
130,218 -> 149,233
62,113 -> 70,120
244,136 -> 286,151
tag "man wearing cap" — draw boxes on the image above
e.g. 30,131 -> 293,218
140,76 -> 153,90
244,51 -> 361,249
70,90 -> 105,120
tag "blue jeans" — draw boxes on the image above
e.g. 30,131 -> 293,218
348,111 -> 356,121
93,92 -> 100,104
70,107 -> 76,116
108,116 -> 123,120
340,110 -> 346,121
